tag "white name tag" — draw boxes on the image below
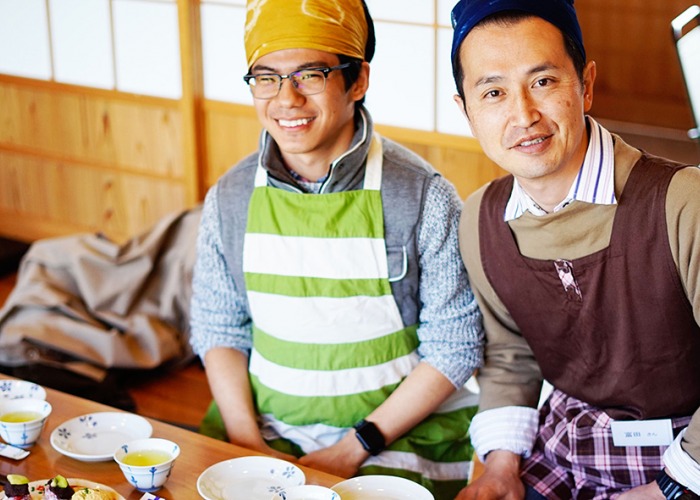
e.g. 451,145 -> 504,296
0,443 -> 30,460
611,419 -> 674,447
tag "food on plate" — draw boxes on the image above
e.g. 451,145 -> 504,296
2,474 -> 31,500
2,475 -> 119,500
70,487 -> 116,500
44,475 -> 74,500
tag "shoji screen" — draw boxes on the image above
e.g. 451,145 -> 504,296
0,0 -> 191,242
0,0 -> 182,98
365,0 -> 471,136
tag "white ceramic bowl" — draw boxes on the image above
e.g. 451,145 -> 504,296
0,380 -> 46,400
113,437 -> 180,492
50,411 -> 153,462
332,475 -> 434,499
197,456 -> 305,500
272,485 -> 340,500
0,398 -> 52,448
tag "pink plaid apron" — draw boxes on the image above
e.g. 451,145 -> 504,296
522,388 -> 692,499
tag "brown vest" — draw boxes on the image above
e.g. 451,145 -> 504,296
480,154 -> 700,420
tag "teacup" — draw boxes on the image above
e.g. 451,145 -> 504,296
272,485 -> 341,500
0,398 -> 52,448
114,437 -> 180,492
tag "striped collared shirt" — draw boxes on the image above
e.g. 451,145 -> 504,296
504,116 -> 616,221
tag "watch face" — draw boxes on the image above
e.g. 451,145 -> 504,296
354,420 -> 385,455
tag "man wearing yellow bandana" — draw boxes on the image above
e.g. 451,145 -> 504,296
189,1 -> 484,497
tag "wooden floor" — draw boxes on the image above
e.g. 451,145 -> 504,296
0,271 -> 213,431
0,272 -> 16,308
125,360 -> 212,430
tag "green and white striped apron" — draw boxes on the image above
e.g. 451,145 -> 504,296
242,135 -> 477,499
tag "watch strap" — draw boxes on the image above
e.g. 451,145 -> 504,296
656,469 -> 699,499
353,419 -> 386,456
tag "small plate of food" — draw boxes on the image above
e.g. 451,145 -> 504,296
2,474 -> 125,500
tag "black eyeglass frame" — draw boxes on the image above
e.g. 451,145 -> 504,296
242,62 -> 355,99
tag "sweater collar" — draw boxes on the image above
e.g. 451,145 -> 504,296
258,107 -> 375,194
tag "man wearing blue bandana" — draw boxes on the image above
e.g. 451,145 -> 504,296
450,0 -> 700,499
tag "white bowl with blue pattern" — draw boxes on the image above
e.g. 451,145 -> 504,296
0,397 -> 52,448
332,475 -> 435,499
197,456 -> 305,500
114,437 -> 180,492
50,411 -> 152,462
0,379 -> 46,400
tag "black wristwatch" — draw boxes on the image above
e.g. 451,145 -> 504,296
353,419 -> 386,456
655,469 -> 699,499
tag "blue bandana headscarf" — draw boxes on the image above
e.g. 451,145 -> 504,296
450,0 -> 586,72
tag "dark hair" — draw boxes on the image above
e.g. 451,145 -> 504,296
338,0 -> 376,109
453,11 -> 586,104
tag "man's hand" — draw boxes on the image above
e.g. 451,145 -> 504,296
455,450 -> 525,500
298,431 -> 369,479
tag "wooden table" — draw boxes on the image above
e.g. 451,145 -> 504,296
0,375 -> 345,499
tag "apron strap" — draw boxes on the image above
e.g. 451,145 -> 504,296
362,133 -> 383,191
254,159 -> 269,187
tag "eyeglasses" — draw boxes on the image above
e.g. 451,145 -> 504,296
243,63 -> 355,100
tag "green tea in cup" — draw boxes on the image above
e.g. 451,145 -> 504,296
121,450 -> 172,466
0,398 -> 52,448
114,438 -> 180,492
0,411 -> 43,423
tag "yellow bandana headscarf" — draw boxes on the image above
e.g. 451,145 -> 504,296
244,0 -> 368,68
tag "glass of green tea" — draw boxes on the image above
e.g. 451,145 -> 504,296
0,397 -> 52,448
113,437 -> 180,492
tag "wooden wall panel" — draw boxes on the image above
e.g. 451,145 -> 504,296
393,140 -> 506,201
203,102 -> 261,188
81,99 -> 185,178
120,176 -> 187,230
0,83 -> 84,156
0,77 -> 190,243
0,150 -> 186,242
374,125 -> 507,201
0,80 -> 185,178
577,0 -> 697,129
0,153 -> 60,220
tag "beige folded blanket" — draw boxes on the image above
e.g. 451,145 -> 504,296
0,206 -> 201,372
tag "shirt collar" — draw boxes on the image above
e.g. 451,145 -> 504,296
504,116 -> 617,221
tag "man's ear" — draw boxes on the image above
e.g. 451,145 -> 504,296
351,61 -> 370,102
582,60 -> 596,112
453,93 -> 471,124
